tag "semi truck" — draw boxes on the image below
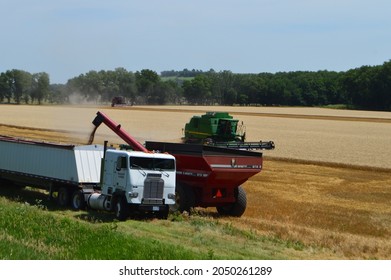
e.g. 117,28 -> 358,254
0,134 -> 176,220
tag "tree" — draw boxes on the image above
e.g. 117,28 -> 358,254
183,75 -> 211,104
372,61 -> 391,110
10,70 -> 32,104
49,84 -> 68,104
0,71 -> 13,103
31,72 -> 50,104
135,69 -> 160,104
115,68 -> 137,105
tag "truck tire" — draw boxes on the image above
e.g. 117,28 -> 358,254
170,183 -> 194,213
57,187 -> 70,207
158,205 -> 169,219
114,196 -> 129,221
71,190 -> 86,210
216,186 -> 247,217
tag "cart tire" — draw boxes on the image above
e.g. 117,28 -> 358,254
114,196 -> 129,221
216,186 -> 247,217
170,184 -> 194,213
71,190 -> 86,210
230,185 -> 247,217
57,187 -> 70,207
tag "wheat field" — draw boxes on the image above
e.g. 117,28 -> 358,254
1,104 -> 391,259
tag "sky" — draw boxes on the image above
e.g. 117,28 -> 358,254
1,0 -> 390,84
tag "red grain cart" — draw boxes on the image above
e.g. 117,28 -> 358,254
145,141 -> 263,217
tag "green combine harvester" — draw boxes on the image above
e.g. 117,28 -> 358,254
183,112 -> 275,151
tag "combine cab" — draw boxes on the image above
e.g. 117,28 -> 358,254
183,112 -> 274,151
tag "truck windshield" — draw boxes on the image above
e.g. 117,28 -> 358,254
130,157 -> 175,171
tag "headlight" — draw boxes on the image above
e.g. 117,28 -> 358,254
128,192 -> 138,198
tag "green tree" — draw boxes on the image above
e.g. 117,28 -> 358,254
0,71 -> 13,103
135,69 -> 160,104
115,68 -> 137,105
49,84 -> 68,104
183,75 -> 211,104
11,69 -> 32,104
31,72 -> 50,104
372,61 -> 391,110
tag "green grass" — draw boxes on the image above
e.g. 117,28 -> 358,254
0,188 -> 319,260
0,197 -> 203,260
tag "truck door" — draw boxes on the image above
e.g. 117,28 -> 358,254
113,156 -> 128,190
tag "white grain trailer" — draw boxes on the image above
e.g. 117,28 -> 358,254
0,135 -> 176,220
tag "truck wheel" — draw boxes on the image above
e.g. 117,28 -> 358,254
71,190 -> 86,210
216,186 -> 247,217
57,187 -> 70,207
114,196 -> 129,221
158,205 -> 169,219
170,184 -> 194,213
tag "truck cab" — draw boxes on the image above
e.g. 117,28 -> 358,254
99,149 -> 176,219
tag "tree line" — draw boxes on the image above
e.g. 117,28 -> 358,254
1,60 -> 390,111
0,70 -> 50,104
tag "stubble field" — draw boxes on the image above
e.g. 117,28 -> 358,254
1,104 -> 391,259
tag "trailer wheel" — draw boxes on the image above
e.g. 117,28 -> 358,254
216,186 -> 247,217
170,184 -> 194,213
71,190 -> 86,210
57,187 -> 70,207
114,196 -> 129,221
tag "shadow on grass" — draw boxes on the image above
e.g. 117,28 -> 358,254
0,183 -> 173,224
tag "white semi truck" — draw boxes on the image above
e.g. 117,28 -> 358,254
0,135 -> 176,220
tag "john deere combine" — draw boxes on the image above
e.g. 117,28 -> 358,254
183,112 -> 275,151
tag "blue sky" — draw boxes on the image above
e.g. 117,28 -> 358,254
1,0 -> 390,83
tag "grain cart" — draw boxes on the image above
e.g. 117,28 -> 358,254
0,134 -> 176,220
91,111 -> 267,217
183,112 -> 275,150
145,141 -> 262,217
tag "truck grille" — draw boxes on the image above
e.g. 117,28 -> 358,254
143,174 -> 164,204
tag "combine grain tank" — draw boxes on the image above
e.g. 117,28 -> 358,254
183,112 -> 275,150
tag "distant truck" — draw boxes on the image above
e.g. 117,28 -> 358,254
111,96 -> 136,107
0,135 -> 176,220
183,112 -> 275,150
111,96 -> 127,107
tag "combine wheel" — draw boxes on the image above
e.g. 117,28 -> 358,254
71,190 -> 86,210
114,195 -> 129,221
216,186 -> 247,217
170,184 -> 194,213
57,187 -> 70,207
203,138 -> 214,145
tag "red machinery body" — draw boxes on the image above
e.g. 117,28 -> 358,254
145,141 -> 263,207
91,111 -> 148,153
92,111 -> 265,213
